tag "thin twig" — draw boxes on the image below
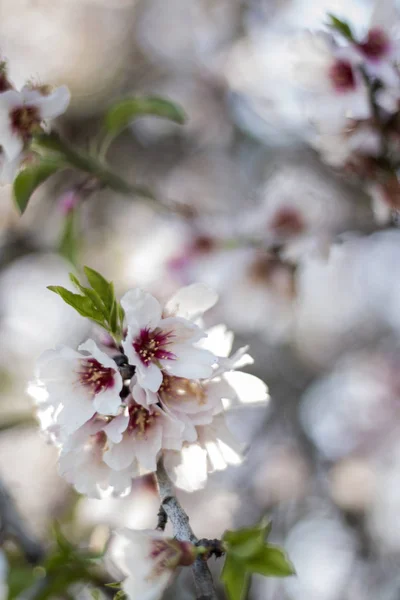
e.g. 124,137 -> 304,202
156,459 -> 218,600
0,477 -> 45,564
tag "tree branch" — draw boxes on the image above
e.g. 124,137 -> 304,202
156,459 -> 218,600
0,477 -> 45,564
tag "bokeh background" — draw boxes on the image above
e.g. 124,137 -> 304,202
1,0 -> 400,598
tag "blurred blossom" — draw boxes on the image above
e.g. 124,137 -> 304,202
252,446 -> 311,507
284,517 -> 357,600
0,253 -> 89,369
134,0 -> 240,72
300,351 -> 400,459
329,457 -> 376,512
294,238 -> 379,366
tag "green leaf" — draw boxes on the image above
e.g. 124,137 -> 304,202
59,210 -> 79,267
327,14 -> 354,41
84,266 -> 114,311
47,286 -> 105,324
91,590 -> 102,600
13,160 -> 62,215
246,545 -> 295,577
104,96 -> 186,136
223,519 -> 272,559
221,555 -> 249,600
114,590 -> 127,600
105,582 -> 122,589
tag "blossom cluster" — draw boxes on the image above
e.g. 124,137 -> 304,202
0,60 -> 70,183
30,283 -> 268,498
293,18 -> 400,223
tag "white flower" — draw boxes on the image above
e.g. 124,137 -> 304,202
103,392 -> 185,473
121,284 -> 218,393
114,529 -> 196,600
0,84 -> 70,160
161,325 -> 269,491
34,338 -> 123,435
59,418 -> 137,499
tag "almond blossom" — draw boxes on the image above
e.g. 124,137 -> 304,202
58,418 -> 136,498
121,284 -> 218,392
113,529 -> 197,600
35,338 -> 123,435
0,84 -> 70,161
102,391 -> 184,474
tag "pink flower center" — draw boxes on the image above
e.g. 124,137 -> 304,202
10,105 -> 41,141
359,28 -> 390,60
128,402 -> 158,435
270,208 -> 304,237
148,540 -> 180,578
133,327 -> 176,367
78,358 -> 115,394
329,59 -> 356,92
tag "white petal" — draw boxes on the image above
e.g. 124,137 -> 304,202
163,345 -> 216,379
223,371 -> 269,407
165,283 -> 218,319
104,414 -> 129,443
132,423 -> 162,472
57,393 -> 96,434
121,288 -> 162,329
33,85 -> 71,119
93,385 -> 122,416
163,446 -> 208,492
104,435 -> 137,470
78,338 -> 120,370
132,382 -> 158,406
137,362 -> 163,393
199,324 -> 234,357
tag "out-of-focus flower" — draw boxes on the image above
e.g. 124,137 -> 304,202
35,338 -> 123,435
121,284 -> 218,392
113,529 -> 197,600
0,84 -> 70,161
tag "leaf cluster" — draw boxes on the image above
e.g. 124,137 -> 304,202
221,519 -> 295,600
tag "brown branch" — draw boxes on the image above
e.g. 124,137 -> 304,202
0,476 -> 45,564
156,459 -> 218,600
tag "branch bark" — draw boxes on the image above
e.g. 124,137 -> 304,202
0,476 -> 45,564
156,459 -> 218,600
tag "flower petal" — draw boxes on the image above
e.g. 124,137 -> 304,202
165,283 -> 218,319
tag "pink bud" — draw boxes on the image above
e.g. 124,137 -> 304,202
59,190 -> 79,214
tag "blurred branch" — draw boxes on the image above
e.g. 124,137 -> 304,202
0,477 -> 45,564
156,459 -> 218,600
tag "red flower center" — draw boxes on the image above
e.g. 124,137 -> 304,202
359,28 -> 390,60
79,358 -> 115,394
270,208 -> 304,237
128,402 -> 157,435
329,59 -> 356,92
133,327 -> 176,367
10,105 -> 41,141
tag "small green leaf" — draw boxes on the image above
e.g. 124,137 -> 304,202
47,286 -> 105,324
105,582 -> 122,589
91,590 -> 102,599
114,590 -> 127,600
327,14 -> 354,41
246,545 -> 295,577
13,160 -> 62,215
221,555 -> 249,600
104,96 -> 186,136
84,266 -> 114,311
223,519 -> 272,559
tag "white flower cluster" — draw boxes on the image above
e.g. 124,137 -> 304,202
30,283 -> 268,498
292,19 -> 400,223
0,61 -> 70,183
